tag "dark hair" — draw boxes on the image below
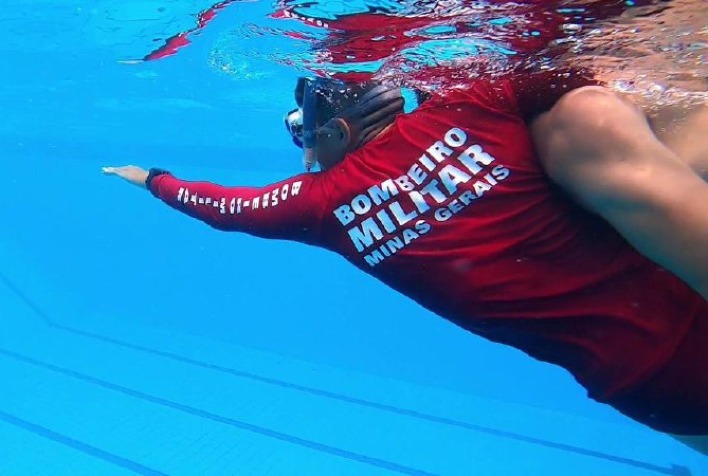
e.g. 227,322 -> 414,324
294,78 -> 379,126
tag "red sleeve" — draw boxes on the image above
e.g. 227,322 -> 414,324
148,172 -> 327,244
505,68 -> 601,118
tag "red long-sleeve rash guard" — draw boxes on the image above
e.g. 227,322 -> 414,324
149,173 -> 325,244
149,72 -> 707,403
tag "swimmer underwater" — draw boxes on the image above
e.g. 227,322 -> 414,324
103,71 -> 708,454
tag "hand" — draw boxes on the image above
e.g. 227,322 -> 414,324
102,165 -> 149,189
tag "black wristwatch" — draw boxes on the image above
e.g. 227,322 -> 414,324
145,168 -> 170,189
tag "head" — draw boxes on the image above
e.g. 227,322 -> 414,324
284,76 -> 405,171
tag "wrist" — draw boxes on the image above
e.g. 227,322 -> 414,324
145,168 -> 170,189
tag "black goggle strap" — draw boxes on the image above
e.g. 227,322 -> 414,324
343,86 -> 404,150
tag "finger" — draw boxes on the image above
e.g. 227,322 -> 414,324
102,167 -> 117,175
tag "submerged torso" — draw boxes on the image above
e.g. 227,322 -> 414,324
311,81 -> 706,401
149,76 -> 707,402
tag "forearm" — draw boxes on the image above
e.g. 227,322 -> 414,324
147,170 -> 319,243
149,172 -> 243,230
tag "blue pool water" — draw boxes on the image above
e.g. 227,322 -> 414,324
0,1 -> 706,474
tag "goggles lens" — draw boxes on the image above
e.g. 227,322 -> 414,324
284,108 -> 304,149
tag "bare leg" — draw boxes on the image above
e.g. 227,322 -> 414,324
530,86 -> 708,300
671,435 -> 708,456
551,87 -> 708,179
585,91 -> 708,179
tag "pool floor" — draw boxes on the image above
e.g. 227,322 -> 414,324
1,264 -> 705,476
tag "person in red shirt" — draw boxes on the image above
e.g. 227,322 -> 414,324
103,72 -> 708,454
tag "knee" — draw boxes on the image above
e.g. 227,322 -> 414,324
545,86 -> 644,135
531,86 -> 653,182
533,86 -> 650,162
554,85 -> 624,110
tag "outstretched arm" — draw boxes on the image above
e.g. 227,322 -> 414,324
102,165 -> 325,244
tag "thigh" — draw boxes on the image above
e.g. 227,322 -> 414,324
528,85 -> 699,221
540,88 -> 708,181
531,87 -> 708,181
529,85 -> 708,299
530,86 -> 688,191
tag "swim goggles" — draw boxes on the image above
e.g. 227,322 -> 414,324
284,76 -> 409,171
284,77 -> 325,171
